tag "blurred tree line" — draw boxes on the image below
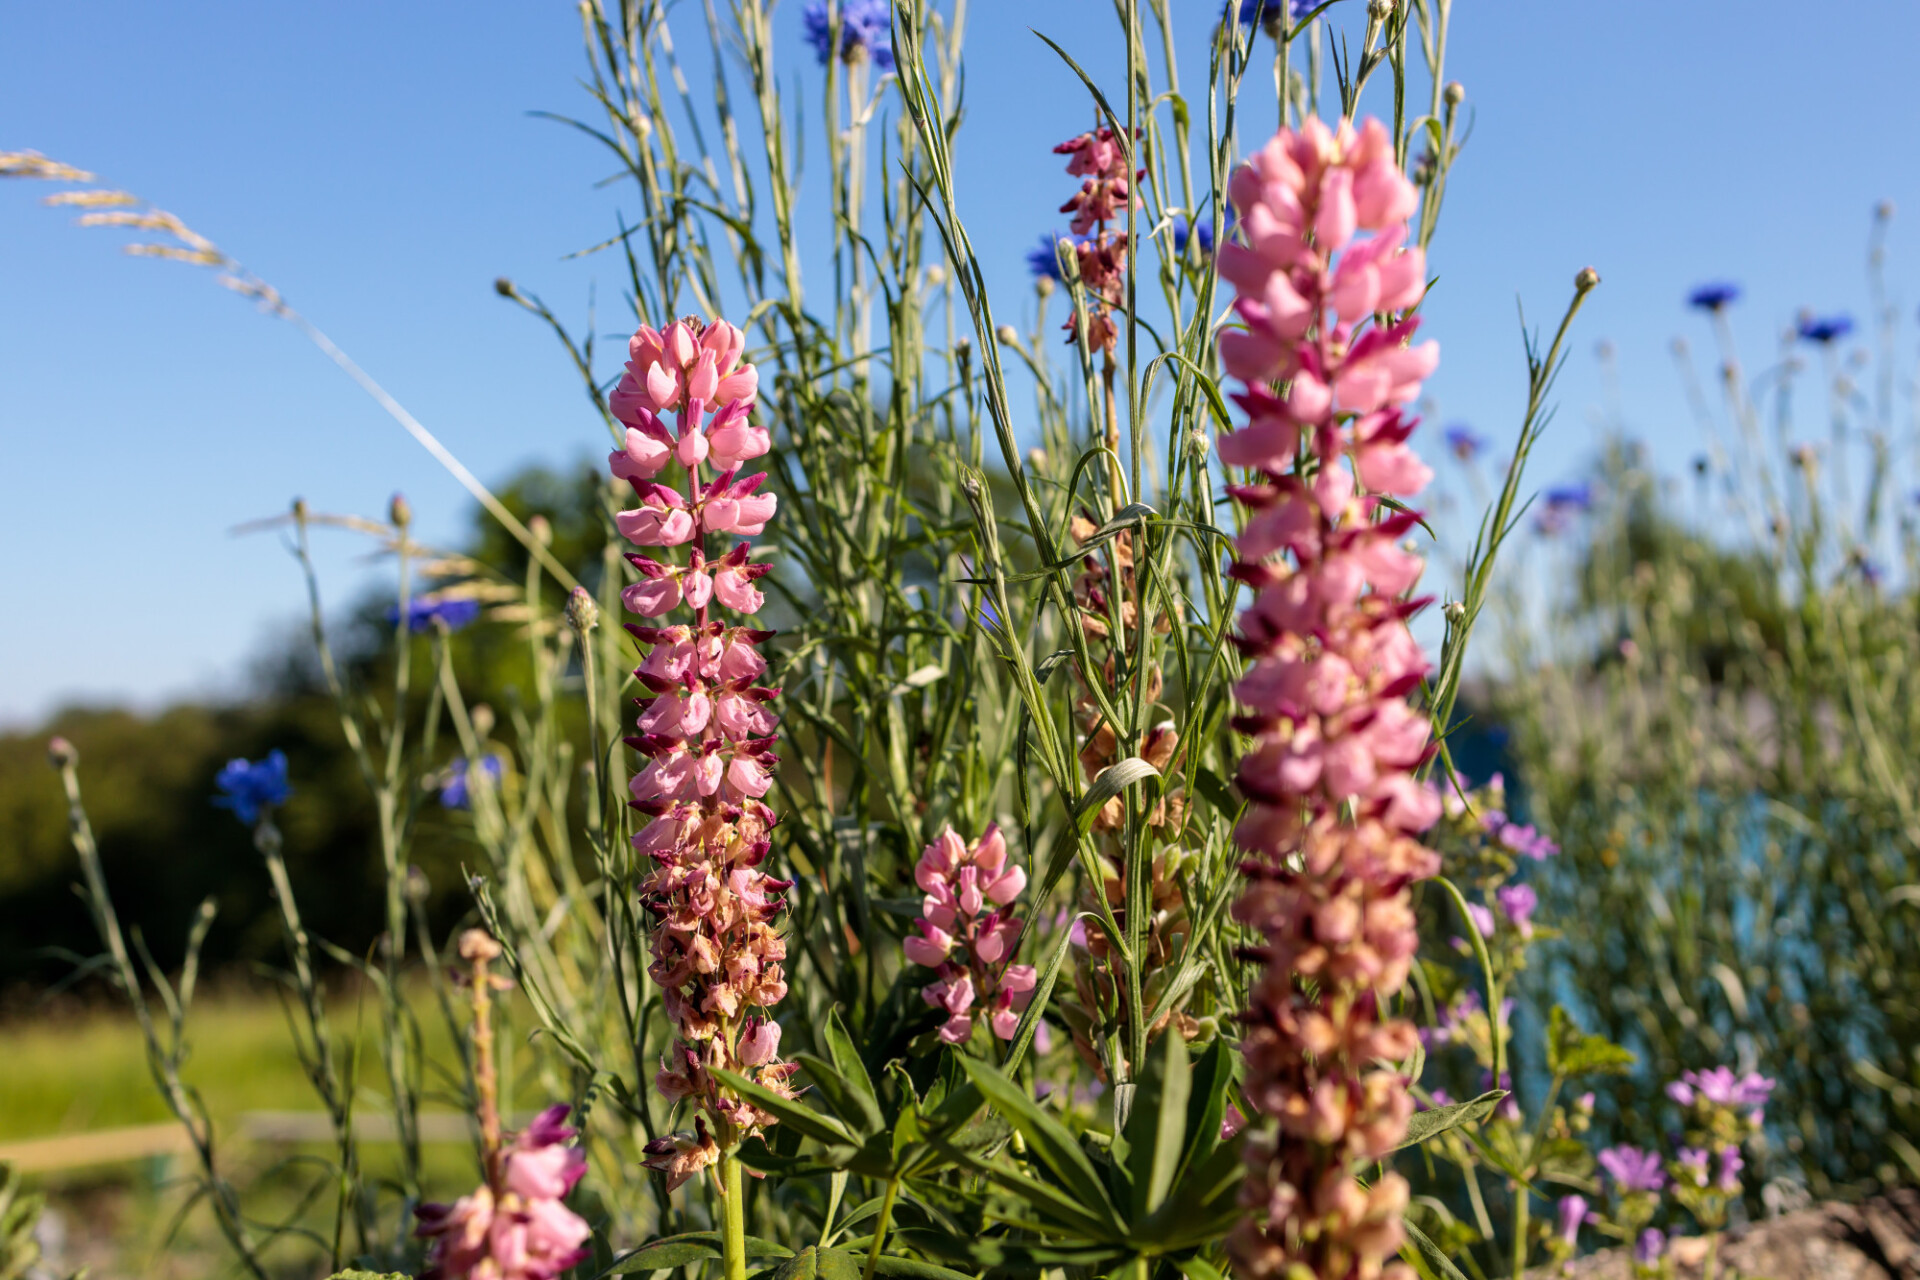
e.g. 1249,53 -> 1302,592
0,461 -> 613,996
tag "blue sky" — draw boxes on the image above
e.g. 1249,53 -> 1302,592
3,0 -> 1916,724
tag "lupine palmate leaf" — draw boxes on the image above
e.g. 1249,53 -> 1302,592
1395,1089 -> 1506,1152
954,1058 -> 1121,1232
767,1246 -> 864,1280
593,1231 -> 794,1278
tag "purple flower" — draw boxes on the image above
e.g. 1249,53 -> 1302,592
213,751 -> 292,825
1635,1229 -> 1666,1266
1716,1145 -> 1744,1193
1676,1146 -> 1711,1188
1556,1195 -> 1589,1247
1796,313 -> 1854,344
442,755 -> 504,810
391,596 -> 482,634
1480,808 -> 1508,832
1574,1091 -> 1596,1115
1687,282 -> 1741,312
1444,423 -> 1488,461
801,0 -> 895,71
1465,902 -> 1496,938
1675,1066 -> 1775,1108
1495,883 -> 1538,937
1598,1144 -> 1667,1193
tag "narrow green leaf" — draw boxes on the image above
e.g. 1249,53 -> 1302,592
954,1057 -> 1122,1233
1004,925 -> 1074,1073
1074,757 -> 1162,833
1395,1090 -> 1504,1152
713,1068 -> 858,1146
1127,1033 -> 1192,1218
1400,1219 -> 1472,1280
823,1008 -> 882,1126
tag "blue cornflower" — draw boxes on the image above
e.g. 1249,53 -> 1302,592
390,596 -> 482,634
802,0 -> 895,71
1220,0 -> 1316,32
1796,313 -> 1854,344
441,755 -> 505,810
1172,206 -> 1232,258
1443,423 -> 1488,461
213,751 -> 292,825
1535,482 -> 1593,535
1686,282 -> 1740,312
1028,233 -> 1072,282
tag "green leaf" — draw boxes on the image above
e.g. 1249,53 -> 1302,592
1180,1036 -> 1237,1176
1395,1089 -> 1505,1152
1126,1032 -> 1192,1218
1175,1257 -> 1227,1280
954,1058 -> 1121,1234
823,1009 -> 883,1128
942,1145 -> 1127,1242
1073,757 -> 1162,833
768,1247 -> 865,1280
1003,925 -> 1074,1073
595,1232 -> 795,1277
713,1069 -> 859,1146
1545,1005 -> 1636,1078
869,1257 -> 977,1280
795,1055 -> 884,1139
1400,1218 -> 1472,1280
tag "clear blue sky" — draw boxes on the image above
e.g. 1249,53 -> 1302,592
3,1 -> 1916,725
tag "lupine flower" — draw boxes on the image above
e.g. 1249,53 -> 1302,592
1495,882 -> 1538,937
904,824 -> 1037,1042
1444,423 -> 1487,461
392,596 -> 483,634
1216,116 -> 1438,1280
1465,902 -> 1496,938
608,316 -> 798,1183
1687,282 -> 1741,312
1050,129 -> 1137,353
800,0 -> 895,71
415,1105 -> 592,1280
1796,313 -> 1854,344
441,756 -> 504,810
1676,1145 -> 1711,1188
212,751 -> 291,824
1556,1194 -> 1589,1248
1635,1230 -> 1666,1267
1598,1144 -> 1667,1193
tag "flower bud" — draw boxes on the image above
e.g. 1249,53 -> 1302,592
389,492 -> 413,528
565,586 -> 600,635
1575,265 -> 1601,291
1443,81 -> 1465,106
995,324 -> 1019,346
472,704 -> 496,739
925,264 -> 947,288
47,736 -> 77,769
1443,600 -> 1465,623
1036,275 -> 1055,299
493,276 -> 517,298
1368,0 -> 1394,18
1189,429 -> 1211,460
459,928 -> 503,962
291,496 -> 309,523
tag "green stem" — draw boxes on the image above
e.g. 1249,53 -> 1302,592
863,1176 -> 901,1280
721,1149 -> 747,1280
1510,1181 -> 1530,1280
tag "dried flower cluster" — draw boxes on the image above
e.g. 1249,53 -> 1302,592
1212,118 -> 1441,1280
605,317 -> 798,1192
901,824 -> 1038,1043
1051,127 -> 1139,354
